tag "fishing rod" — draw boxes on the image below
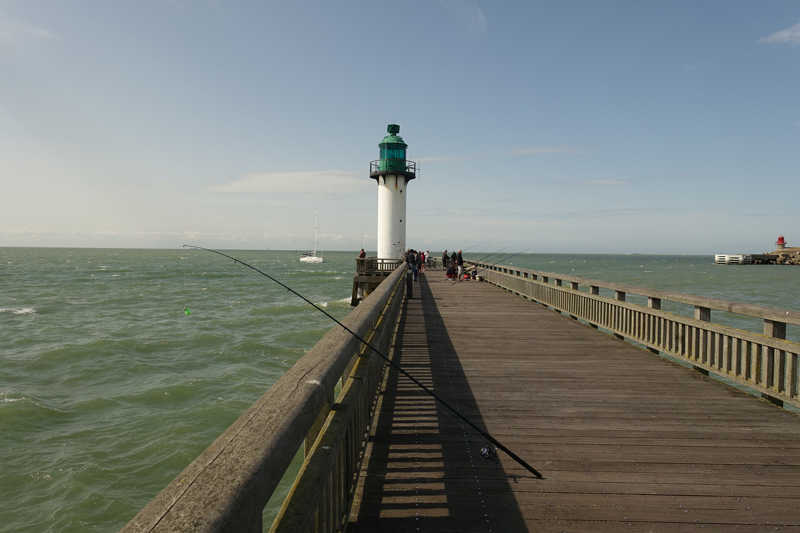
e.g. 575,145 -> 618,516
470,245 -> 511,265
447,245 -> 508,281
183,245 -> 543,479
451,247 -> 525,284
459,245 -> 489,265
473,248 -> 531,274
452,248 -> 530,285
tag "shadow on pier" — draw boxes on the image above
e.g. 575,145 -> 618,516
347,274 -> 528,532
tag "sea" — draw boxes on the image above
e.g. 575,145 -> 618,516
2,248 -> 799,533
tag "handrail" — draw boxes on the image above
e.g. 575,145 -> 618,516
369,159 -> 417,175
120,265 -> 409,533
469,260 -> 800,408
355,257 -> 405,275
270,261 -> 407,532
468,261 -> 800,326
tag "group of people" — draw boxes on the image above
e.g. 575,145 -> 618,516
442,249 -> 468,280
360,248 -> 469,282
405,249 -> 429,281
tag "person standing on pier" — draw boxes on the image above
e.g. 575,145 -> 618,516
406,249 -> 418,281
457,249 -> 464,281
451,250 -> 457,270
415,249 -> 423,279
358,249 -> 366,258
442,250 -> 449,269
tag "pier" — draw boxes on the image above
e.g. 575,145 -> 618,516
122,262 -> 800,533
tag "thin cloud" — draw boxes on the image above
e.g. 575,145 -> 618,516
517,207 -> 666,219
553,173 -> 705,187
0,15 -> 54,46
507,147 -> 582,155
205,170 -> 371,197
431,206 -> 664,220
418,154 -> 480,163
579,179 -> 629,186
420,146 -> 582,163
441,0 -> 487,36
758,19 -> 800,46
737,213 -> 800,218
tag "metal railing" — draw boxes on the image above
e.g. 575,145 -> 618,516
120,265 -> 408,533
469,261 -> 800,409
369,159 -> 417,175
355,257 -> 405,275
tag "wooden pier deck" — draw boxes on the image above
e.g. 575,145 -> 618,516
346,272 -> 800,533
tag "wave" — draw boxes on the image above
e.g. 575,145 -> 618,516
0,308 -> 35,316
316,297 -> 351,308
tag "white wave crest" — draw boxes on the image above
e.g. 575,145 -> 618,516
316,297 -> 351,308
0,308 -> 35,316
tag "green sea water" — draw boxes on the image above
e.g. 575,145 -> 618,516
1,248 -> 799,532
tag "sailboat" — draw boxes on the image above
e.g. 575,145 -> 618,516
300,210 -> 324,263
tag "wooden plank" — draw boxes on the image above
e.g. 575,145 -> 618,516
347,274 -> 800,532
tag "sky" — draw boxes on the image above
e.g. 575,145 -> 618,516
1,0 -> 798,254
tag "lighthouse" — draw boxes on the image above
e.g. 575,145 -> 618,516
370,124 -> 417,259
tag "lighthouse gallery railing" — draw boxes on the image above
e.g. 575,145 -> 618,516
120,264 -> 408,533
469,260 -> 800,409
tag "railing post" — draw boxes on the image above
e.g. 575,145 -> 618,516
566,281 -> 579,320
647,298 -> 661,354
614,291 -> 625,339
764,320 -> 787,403
693,306 -> 711,374
589,286 -> 599,328
694,306 -> 710,322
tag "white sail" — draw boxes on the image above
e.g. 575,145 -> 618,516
300,210 -> 324,263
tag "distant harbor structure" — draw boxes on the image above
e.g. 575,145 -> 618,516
716,234 -> 800,265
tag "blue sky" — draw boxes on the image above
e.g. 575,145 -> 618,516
1,1 -> 798,254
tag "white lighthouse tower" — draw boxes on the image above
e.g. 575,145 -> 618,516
370,124 -> 417,259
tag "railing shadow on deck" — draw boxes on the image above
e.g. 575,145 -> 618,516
347,274 -> 529,532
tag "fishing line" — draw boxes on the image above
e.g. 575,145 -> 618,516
471,249 -> 531,277
183,245 -> 543,479
471,245 -> 511,265
451,248 -> 529,285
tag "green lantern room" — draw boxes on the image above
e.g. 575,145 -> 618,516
378,124 -> 408,172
